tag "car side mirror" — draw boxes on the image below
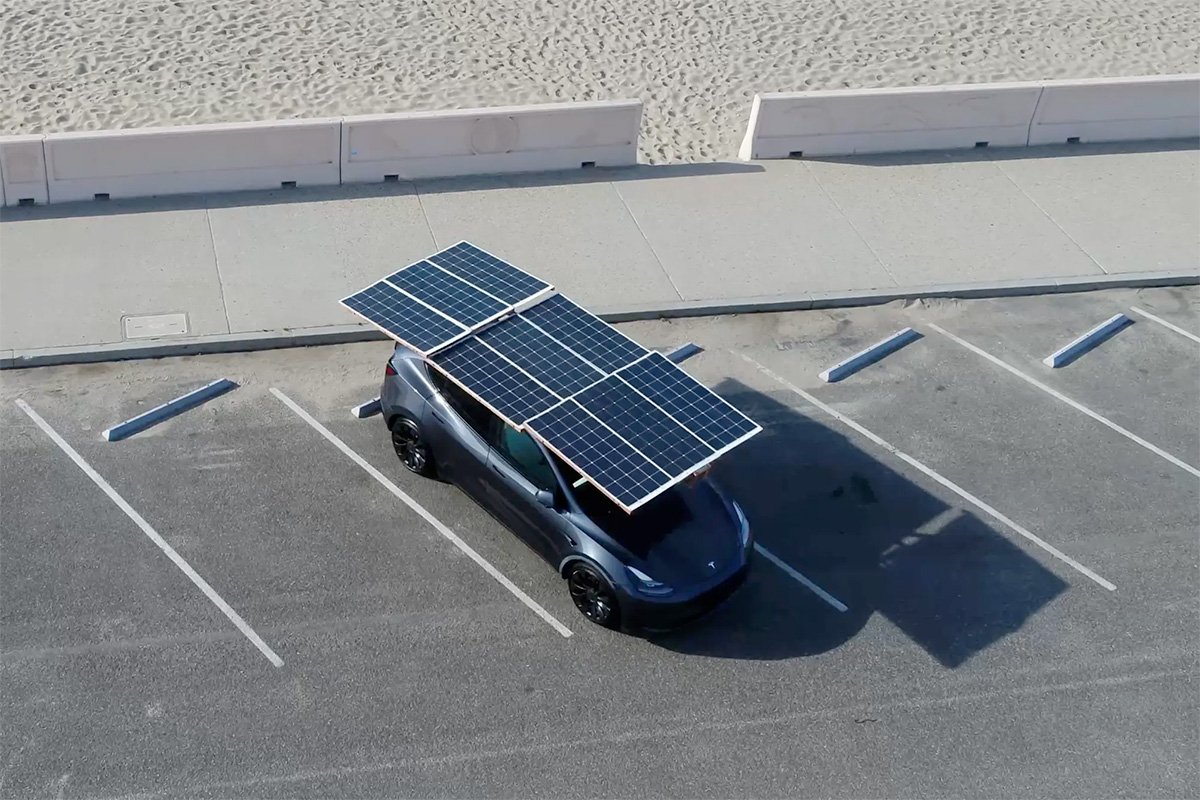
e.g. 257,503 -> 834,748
535,489 -> 556,509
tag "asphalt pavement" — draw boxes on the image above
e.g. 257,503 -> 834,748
2,285 -> 1197,798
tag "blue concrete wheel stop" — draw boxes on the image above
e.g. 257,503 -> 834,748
820,328 -> 922,383
1043,314 -> 1132,368
102,379 -> 238,441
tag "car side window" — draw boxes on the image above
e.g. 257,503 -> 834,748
427,367 -> 493,440
493,424 -> 558,493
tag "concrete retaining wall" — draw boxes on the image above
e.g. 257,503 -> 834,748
1028,75 -> 1200,145
739,74 -> 1200,160
42,119 -> 343,203
341,100 -> 641,182
0,136 -> 49,206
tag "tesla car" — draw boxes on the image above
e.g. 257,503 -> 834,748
379,342 -> 752,631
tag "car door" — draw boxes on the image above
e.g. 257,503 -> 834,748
421,369 -> 493,499
484,422 -> 577,564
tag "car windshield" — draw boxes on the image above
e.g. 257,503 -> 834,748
547,451 -> 693,555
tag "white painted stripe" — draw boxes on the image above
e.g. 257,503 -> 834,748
735,354 -> 1117,591
928,323 -> 1200,480
15,399 -> 284,666
270,388 -> 574,638
1130,306 -> 1200,345
754,544 -> 848,611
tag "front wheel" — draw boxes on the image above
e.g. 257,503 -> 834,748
567,563 -> 621,629
390,417 -> 435,477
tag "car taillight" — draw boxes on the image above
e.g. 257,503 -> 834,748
384,361 -> 397,377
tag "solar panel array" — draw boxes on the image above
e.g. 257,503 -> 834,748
340,242 -> 551,354
340,241 -> 761,511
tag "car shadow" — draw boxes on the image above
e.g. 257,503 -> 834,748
647,378 -> 1068,668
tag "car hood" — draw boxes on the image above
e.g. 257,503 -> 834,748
582,480 -> 741,586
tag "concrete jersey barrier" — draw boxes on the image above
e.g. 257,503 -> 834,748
3,100 -> 642,205
738,82 -> 1043,160
340,100 -> 642,182
739,74 -> 1200,160
42,118 -> 343,203
1028,74 -> 1200,145
0,135 -> 50,206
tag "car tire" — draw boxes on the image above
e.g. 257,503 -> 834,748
566,562 -> 621,629
390,416 -> 436,477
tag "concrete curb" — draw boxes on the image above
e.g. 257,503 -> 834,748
2,270 -> 1195,370
595,270 -> 1199,321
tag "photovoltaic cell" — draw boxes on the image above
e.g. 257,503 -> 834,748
385,260 -> 506,327
340,241 -> 762,512
342,280 -> 465,353
619,352 -> 759,451
477,316 -> 603,397
432,337 -> 559,425
519,294 -> 648,373
428,242 -> 550,306
574,376 -> 714,478
527,400 -> 667,509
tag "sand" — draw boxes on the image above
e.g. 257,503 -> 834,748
3,0 -> 1197,163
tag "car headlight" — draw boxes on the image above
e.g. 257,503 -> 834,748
731,500 -> 751,547
627,565 -> 674,596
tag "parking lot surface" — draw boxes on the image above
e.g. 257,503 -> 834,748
2,286 -> 1197,799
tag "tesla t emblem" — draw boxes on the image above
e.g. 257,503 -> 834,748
707,560 -> 716,570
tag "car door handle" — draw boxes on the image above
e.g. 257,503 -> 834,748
430,409 -> 445,422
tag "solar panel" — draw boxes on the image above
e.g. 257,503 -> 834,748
519,294 -> 648,373
574,376 -> 714,478
340,241 -> 763,513
477,315 -> 603,397
527,400 -> 668,509
342,280 -> 465,353
618,352 -> 760,452
432,337 -> 558,426
428,242 -> 551,305
385,260 -> 506,327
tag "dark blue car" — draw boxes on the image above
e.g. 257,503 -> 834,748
380,343 -> 752,632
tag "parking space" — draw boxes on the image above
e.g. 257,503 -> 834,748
920,289 -> 1200,467
0,402 -> 244,656
2,286 -> 1197,798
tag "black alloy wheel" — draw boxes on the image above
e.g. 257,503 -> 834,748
567,564 -> 620,629
390,417 -> 434,477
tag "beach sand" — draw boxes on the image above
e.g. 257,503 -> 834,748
3,0 -> 1197,163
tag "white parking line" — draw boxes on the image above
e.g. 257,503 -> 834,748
15,399 -> 284,667
754,544 -> 848,612
928,323 -> 1200,480
736,354 -> 1117,592
1129,306 -> 1200,345
270,388 -> 574,638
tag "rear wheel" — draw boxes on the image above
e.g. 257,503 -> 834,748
390,417 -> 435,477
567,563 -> 621,629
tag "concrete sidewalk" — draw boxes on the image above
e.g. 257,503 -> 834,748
1,140 -> 1197,367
